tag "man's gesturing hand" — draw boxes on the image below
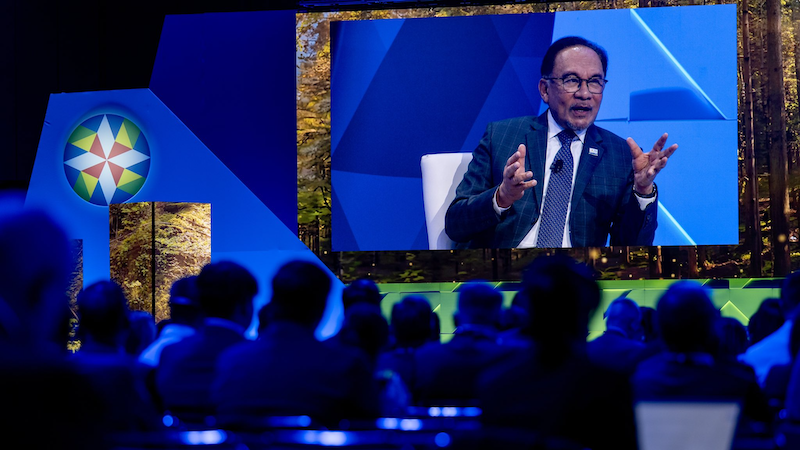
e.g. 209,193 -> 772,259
627,133 -> 678,196
497,144 -> 537,208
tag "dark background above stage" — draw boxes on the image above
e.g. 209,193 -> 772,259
2,0 -> 547,192
0,0 -> 304,191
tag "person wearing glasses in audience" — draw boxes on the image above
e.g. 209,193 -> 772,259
445,36 -> 677,249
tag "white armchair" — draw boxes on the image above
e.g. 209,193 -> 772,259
420,152 -> 473,250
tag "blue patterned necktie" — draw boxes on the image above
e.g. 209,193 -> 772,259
537,129 -> 576,248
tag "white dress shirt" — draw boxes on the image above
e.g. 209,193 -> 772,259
493,111 -> 655,248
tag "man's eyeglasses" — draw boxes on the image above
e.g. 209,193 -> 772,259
543,76 -> 608,94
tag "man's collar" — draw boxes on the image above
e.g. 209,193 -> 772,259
546,109 -> 587,144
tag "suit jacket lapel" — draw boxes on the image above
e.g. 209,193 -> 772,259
526,114 -> 549,213
572,125 -> 605,213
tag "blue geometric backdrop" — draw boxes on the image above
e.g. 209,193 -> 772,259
331,5 -> 738,251
26,11 -> 344,339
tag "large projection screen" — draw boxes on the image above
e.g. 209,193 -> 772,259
330,5 -> 737,252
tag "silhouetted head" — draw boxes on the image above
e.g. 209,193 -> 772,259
656,281 -> 719,353
76,280 -> 130,348
639,306 -> 660,343
270,260 -> 331,329
747,297 -> 783,346
714,316 -> 748,360
522,253 -> 600,345
604,297 -> 641,339
455,281 -> 503,328
167,275 -> 203,327
125,310 -> 156,356
337,302 -> 390,360
0,192 -> 72,345
497,288 -> 531,331
196,261 -> 257,328
342,277 -> 382,310
390,295 -> 435,348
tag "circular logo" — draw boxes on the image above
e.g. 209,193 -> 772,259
63,114 -> 151,206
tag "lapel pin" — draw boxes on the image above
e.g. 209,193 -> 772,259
589,147 -> 599,157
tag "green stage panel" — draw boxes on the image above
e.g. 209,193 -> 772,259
376,278 -> 783,341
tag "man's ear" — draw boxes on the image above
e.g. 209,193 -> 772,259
538,78 -> 549,104
453,312 -> 461,329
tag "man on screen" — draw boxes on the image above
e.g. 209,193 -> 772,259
445,36 -> 677,249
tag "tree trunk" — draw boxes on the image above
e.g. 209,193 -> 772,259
793,1 -> 800,169
766,0 -> 791,276
742,6 -> 763,277
793,1 -> 800,202
687,246 -> 699,278
698,246 -> 708,273
648,246 -> 662,278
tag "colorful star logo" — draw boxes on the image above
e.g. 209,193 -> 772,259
63,114 -> 150,206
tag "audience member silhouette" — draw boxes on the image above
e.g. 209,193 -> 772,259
389,295 -> 438,349
376,295 -> 437,393
632,281 -> 770,426
741,271 -> 800,386
0,192 -> 113,449
328,278 -> 389,363
328,300 -> 401,416
497,303 -> 529,332
587,296 -> 651,375
765,318 -> 800,413
74,281 -> 132,354
212,260 -> 378,429
747,297 -> 784,347
342,277 -> 382,310
413,281 -> 510,405
477,254 -> 637,450
72,280 -> 162,432
783,319 -> 800,421
329,301 -> 390,364
430,307 -> 441,341
715,316 -> 749,361
139,275 -> 203,367
255,300 -> 276,337
155,260 -> 257,426
7,184 -> 800,447
639,305 -> 661,344
497,289 -> 532,347
126,310 -> 157,356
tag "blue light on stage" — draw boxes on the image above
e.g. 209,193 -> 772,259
462,407 -> 482,417
399,418 -> 422,431
179,430 -> 227,445
435,432 -> 451,448
376,417 -> 399,429
299,430 -> 349,446
162,414 -> 175,427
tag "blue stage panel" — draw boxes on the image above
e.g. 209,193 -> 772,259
27,89 -> 312,286
150,10 -> 298,234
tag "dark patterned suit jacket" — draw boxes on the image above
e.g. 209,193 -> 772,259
445,112 -> 657,248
